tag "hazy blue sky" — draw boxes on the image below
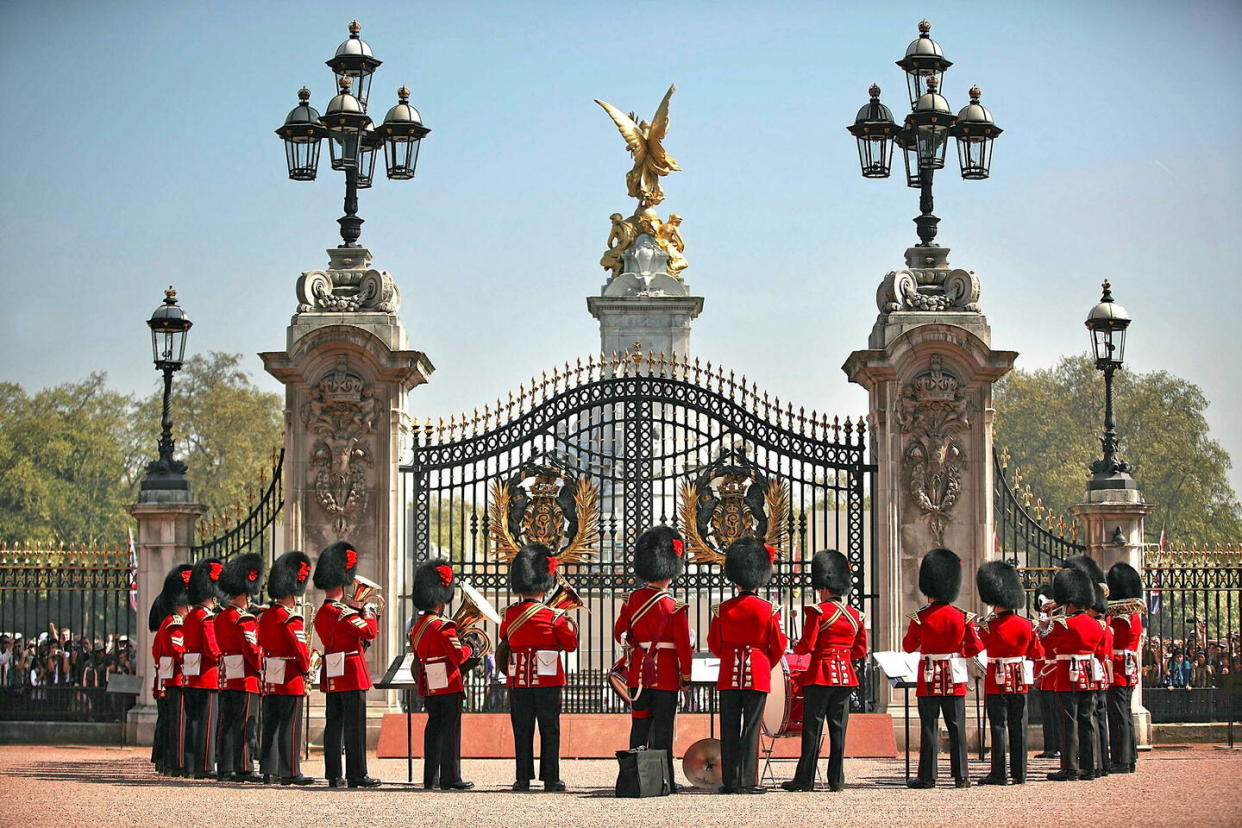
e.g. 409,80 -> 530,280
2,1 -> 1240,492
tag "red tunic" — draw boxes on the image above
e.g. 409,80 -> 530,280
181,604 -> 221,691
976,611 -> 1044,695
901,602 -> 984,697
707,592 -> 788,692
1095,618 -> 1114,690
1038,611 -> 1106,692
613,588 -> 694,691
313,600 -> 378,693
258,603 -> 310,696
152,614 -> 183,694
409,613 -> 473,696
500,600 -> 579,688
214,604 -> 262,693
793,600 -> 867,687
1109,612 -> 1143,687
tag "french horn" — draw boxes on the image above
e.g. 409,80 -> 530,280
452,579 -> 502,658
350,574 -> 385,613
545,573 -> 588,613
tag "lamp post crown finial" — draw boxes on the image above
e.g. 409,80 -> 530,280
164,286 -> 177,303
869,83 -> 881,98
969,85 -> 981,100
918,19 -> 932,34
348,20 -> 361,36
298,86 -> 311,102
398,85 -> 410,101
926,75 -> 939,91
1101,279 -> 1114,302
339,75 -> 352,91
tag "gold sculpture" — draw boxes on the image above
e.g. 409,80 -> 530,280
599,212 -> 639,279
657,214 -> 687,277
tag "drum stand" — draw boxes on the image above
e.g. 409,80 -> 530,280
758,731 -> 823,786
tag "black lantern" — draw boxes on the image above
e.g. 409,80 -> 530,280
381,85 -> 431,180
848,84 -> 896,179
275,87 -> 327,181
140,287 -> 192,495
1086,280 -> 1130,368
325,20 -> 382,110
900,76 -> 955,187
951,86 -> 1002,180
355,123 -> 381,189
147,287 -> 192,369
323,77 -> 372,170
895,19 -> 952,108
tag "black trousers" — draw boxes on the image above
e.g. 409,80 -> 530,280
152,695 -> 168,770
1106,685 -> 1136,767
1056,690 -> 1097,776
217,690 -> 258,775
794,684 -> 853,789
423,692 -> 464,787
917,695 -> 968,782
720,689 -> 766,790
324,690 -> 369,781
180,688 -> 217,775
510,686 -> 562,783
985,693 -> 1028,781
260,694 -> 303,779
629,687 -> 679,787
165,687 -> 184,774
1036,688 -> 1060,753
1093,689 -> 1110,771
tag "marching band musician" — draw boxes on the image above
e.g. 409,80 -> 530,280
614,526 -> 694,792
214,553 -> 265,783
1032,582 -> 1061,760
1066,554 -> 1112,777
974,560 -> 1043,786
313,541 -> 382,789
1105,562 -> 1143,774
152,564 -> 191,777
181,557 -> 224,779
409,558 -> 476,791
708,537 -> 788,795
1040,565 -> 1105,781
902,547 -> 983,789
782,549 -> 867,793
258,550 -> 315,786
500,544 -> 578,792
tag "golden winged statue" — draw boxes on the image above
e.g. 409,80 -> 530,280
595,85 -> 681,208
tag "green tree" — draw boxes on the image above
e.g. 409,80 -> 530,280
994,354 -> 1242,544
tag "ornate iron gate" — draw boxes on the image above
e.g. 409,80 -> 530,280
994,447 -> 1084,577
400,348 -> 876,712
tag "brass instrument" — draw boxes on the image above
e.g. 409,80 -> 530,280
306,648 -> 323,695
452,579 -> 502,658
545,573 -> 588,613
1106,597 -> 1146,618
682,737 -> 723,790
350,574 -> 385,613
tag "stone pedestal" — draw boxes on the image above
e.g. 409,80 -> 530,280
843,247 -> 1017,709
260,247 -> 433,700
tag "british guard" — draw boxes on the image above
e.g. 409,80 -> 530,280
258,550 -> 314,785
902,547 -> 983,789
148,592 -> 168,775
974,560 -> 1043,786
500,543 -> 579,792
215,553 -> 265,782
152,564 -> 190,776
782,549 -> 867,793
313,541 -> 381,788
181,557 -> 223,778
614,526 -> 694,791
409,558 -> 476,790
1067,554 -> 1112,777
707,537 -> 788,795
1105,561 -> 1143,774
1040,565 -> 1104,781
1032,582 -> 1061,759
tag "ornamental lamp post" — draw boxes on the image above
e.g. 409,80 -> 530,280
140,287 -> 192,494
1084,280 -> 1136,491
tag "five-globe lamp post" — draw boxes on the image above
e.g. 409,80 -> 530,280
140,287 -> 193,495
848,20 -> 1002,247
1085,280 -> 1137,492
275,20 -> 430,248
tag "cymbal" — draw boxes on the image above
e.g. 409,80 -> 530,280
682,737 -> 722,790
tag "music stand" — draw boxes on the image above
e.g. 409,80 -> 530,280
375,652 -> 420,784
107,674 -> 143,748
873,652 -> 919,785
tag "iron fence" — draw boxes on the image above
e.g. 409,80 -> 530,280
0,685 -> 135,723
994,448 -> 1084,569
189,448 -> 284,567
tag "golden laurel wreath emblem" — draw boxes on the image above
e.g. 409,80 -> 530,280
678,450 -> 789,566
488,458 -> 600,564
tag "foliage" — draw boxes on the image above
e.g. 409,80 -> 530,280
994,354 -> 1242,544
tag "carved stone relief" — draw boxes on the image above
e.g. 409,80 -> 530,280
302,355 -> 378,536
295,247 -> 401,314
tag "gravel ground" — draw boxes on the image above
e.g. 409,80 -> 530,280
1,745 -> 1239,827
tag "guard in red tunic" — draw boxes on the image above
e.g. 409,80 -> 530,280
148,593 -> 169,775
409,558 -> 476,791
1040,565 -> 1105,781
258,550 -> 314,785
313,541 -> 381,788
181,557 -> 223,778
500,544 -> 579,792
614,526 -> 694,791
1105,562 -> 1143,774
1067,554 -> 1112,777
902,547 -> 983,789
151,564 -> 191,777
974,560 -> 1043,786
708,537 -> 788,795
1032,582 -> 1061,759
214,553 -> 265,783
783,549 -> 867,793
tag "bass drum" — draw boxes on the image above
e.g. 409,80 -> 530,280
761,653 -> 811,738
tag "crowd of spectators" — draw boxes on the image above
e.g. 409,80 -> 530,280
0,624 -> 136,690
1142,631 -> 1239,689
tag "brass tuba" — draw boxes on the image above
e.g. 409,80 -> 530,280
545,573 -> 588,613
350,574 -> 385,613
452,579 -> 502,658
305,648 -> 323,695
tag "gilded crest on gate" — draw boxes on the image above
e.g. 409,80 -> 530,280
488,454 -> 600,564
679,450 -> 789,565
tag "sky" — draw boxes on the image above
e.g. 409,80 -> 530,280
2,0 -> 1241,493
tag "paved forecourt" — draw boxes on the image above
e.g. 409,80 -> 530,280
0,745 -> 1238,827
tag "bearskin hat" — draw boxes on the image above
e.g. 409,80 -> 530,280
268,550 -> 312,600
313,540 -> 359,590
811,549 -> 851,596
161,564 -> 193,610
1064,554 -> 1107,594
1053,565 -> 1094,609
414,558 -> 456,610
188,557 -> 225,605
976,560 -> 1025,610
147,594 -> 167,633
509,544 -> 558,595
634,526 -> 685,583
219,553 -> 264,599
724,536 -> 774,591
918,547 -> 962,603
1107,561 -> 1143,601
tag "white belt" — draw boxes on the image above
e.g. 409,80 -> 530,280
1055,654 -> 1093,661
923,653 -> 955,661
329,650 -> 360,656
994,656 -> 1025,665
636,642 -> 677,650
1116,649 -> 1138,656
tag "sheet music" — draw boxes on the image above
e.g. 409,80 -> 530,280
872,651 -> 920,682
690,656 -> 720,683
